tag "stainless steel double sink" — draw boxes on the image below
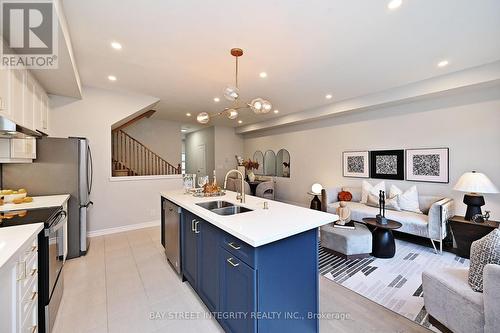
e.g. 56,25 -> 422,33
196,200 -> 253,216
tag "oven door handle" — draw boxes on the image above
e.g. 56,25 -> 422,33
45,211 -> 67,236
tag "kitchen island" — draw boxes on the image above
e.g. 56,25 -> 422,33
161,190 -> 338,333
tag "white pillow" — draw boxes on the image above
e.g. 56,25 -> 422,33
361,180 -> 386,204
389,185 -> 422,214
366,192 -> 401,211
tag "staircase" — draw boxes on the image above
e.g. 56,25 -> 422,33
112,130 -> 181,177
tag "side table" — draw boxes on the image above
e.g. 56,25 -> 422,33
449,215 -> 499,259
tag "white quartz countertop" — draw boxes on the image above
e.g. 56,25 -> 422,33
0,194 -> 70,212
0,223 -> 43,268
161,190 -> 338,247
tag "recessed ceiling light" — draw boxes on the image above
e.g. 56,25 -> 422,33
238,120 -> 243,124
213,97 -> 220,102
108,75 -> 117,81
259,72 -> 268,78
387,0 -> 402,10
437,60 -> 449,68
181,129 -> 187,132
325,94 -> 333,100
273,110 -> 279,114
186,113 -> 191,117
111,41 -> 122,50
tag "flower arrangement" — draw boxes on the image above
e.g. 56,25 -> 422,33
242,159 -> 259,171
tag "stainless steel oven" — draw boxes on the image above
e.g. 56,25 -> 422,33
43,209 -> 67,333
46,210 -> 66,297
0,206 -> 67,333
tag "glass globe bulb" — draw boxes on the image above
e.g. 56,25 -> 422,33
250,98 -> 264,114
223,86 -> 239,101
196,112 -> 210,124
261,100 -> 272,113
227,109 -> 238,120
311,183 -> 323,194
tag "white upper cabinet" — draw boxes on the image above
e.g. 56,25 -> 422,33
40,93 -> 49,132
0,68 -> 11,118
0,67 -> 49,133
10,68 -> 25,125
23,73 -> 35,130
33,82 -> 43,131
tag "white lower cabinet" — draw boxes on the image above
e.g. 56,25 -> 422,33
0,236 -> 39,333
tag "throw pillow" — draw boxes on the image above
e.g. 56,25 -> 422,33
338,191 -> 352,202
342,186 -> 362,202
361,180 -> 385,204
468,229 -> 500,292
366,192 -> 401,211
389,185 -> 422,214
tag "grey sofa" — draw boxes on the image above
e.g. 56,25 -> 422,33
422,264 -> 500,333
321,186 -> 454,253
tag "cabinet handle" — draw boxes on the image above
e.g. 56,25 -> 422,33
228,242 -> 241,250
227,257 -> 240,267
194,221 -> 200,234
24,291 -> 37,303
30,268 -> 38,277
191,219 -> 196,232
26,245 -> 37,254
30,325 -> 37,333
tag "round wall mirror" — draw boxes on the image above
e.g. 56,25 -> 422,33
253,151 -> 264,175
276,149 -> 290,177
263,150 -> 276,176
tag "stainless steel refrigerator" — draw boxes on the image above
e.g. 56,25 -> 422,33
2,136 -> 93,259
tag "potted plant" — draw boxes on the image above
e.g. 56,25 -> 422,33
242,159 -> 259,181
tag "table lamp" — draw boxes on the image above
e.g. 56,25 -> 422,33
453,171 -> 498,221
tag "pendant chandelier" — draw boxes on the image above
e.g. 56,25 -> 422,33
196,48 -> 272,124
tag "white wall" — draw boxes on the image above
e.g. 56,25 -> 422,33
50,86 -> 182,232
214,126 -> 244,186
123,117 -> 182,166
243,85 -> 500,219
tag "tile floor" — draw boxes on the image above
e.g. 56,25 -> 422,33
52,227 -> 224,333
53,227 -> 430,333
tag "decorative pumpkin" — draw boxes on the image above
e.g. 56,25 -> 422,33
338,191 -> 353,202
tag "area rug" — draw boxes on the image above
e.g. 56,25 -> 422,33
319,239 -> 469,331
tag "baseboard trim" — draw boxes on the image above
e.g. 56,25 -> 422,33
87,220 -> 160,237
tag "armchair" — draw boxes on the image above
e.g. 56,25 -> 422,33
422,264 -> 500,333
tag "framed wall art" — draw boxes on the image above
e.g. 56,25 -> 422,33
406,148 -> 449,183
343,151 -> 369,178
370,150 -> 404,180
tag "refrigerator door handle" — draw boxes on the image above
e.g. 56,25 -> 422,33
81,201 -> 93,209
87,146 -> 93,195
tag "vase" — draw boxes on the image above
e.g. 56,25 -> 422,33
247,170 -> 255,182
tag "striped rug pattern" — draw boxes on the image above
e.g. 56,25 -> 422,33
319,238 -> 469,331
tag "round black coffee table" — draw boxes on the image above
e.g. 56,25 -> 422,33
363,217 -> 402,258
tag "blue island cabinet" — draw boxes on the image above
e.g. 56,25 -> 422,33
180,208 -> 319,333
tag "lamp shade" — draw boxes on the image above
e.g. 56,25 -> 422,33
311,183 -> 323,194
453,171 -> 499,194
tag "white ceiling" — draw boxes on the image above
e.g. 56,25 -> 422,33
61,0 -> 500,127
